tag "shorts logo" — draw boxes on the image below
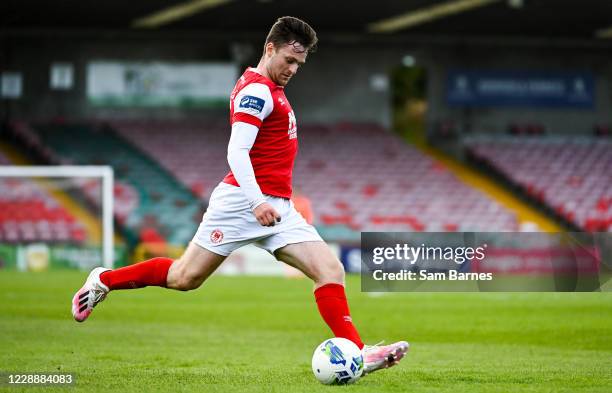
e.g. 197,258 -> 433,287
210,229 -> 224,244
239,95 -> 264,113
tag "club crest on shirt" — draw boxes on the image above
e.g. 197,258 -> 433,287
210,229 -> 224,244
239,95 -> 264,113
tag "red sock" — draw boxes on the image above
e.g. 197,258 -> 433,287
314,283 -> 364,349
100,257 -> 173,290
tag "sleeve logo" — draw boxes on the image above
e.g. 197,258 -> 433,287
239,95 -> 265,113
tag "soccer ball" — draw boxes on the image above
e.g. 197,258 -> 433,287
311,338 -> 364,385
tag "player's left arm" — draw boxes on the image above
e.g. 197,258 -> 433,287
227,123 -> 281,227
227,122 -> 266,210
227,83 -> 280,226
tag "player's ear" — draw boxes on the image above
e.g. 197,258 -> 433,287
265,42 -> 276,57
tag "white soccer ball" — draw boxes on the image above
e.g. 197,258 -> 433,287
311,338 -> 364,385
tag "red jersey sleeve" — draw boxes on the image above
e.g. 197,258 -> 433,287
231,82 -> 274,128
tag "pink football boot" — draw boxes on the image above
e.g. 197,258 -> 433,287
362,341 -> 410,374
72,267 -> 110,322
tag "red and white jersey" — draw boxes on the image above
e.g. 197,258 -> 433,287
223,68 -> 298,199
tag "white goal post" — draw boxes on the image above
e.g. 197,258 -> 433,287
0,166 -> 114,268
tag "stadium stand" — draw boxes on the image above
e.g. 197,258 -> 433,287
9,121 -> 140,223
111,119 -> 228,200
112,120 -> 519,234
13,122 -> 202,245
466,136 -> 612,232
0,151 -> 87,244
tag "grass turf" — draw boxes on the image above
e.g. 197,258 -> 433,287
0,270 -> 610,392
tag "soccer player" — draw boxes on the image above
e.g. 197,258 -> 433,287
72,16 -> 408,375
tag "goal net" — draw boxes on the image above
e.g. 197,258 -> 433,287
0,166 -> 116,270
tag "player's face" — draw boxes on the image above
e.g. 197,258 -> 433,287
265,42 -> 307,86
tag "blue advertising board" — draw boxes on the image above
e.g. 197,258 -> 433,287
447,70 -> 594,108
340,246 -> 362,274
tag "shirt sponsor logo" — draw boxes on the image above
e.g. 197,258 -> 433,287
288,110 -> 297,140
239,95 -> 264,113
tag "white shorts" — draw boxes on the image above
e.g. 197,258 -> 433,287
192,182 -> 323,256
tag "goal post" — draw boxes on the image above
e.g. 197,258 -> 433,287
0,165 -> 114,268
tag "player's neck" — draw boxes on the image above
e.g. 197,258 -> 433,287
254,60 -> 273,84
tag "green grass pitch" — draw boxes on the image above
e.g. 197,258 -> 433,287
1,270 -> 610,392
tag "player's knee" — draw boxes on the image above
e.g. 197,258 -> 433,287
174,275 -> 201,291
167,265 -> 202,291
330,260 -> 345,282
316,258 -> 345,286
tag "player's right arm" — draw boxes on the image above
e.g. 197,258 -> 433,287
227,83 -> 281,227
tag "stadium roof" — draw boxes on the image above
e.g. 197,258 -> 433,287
2,0 -> 612,42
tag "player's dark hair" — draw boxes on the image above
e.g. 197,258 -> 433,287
265,16 -> 318,54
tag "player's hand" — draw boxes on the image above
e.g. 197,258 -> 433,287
253,203 -> 281,227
